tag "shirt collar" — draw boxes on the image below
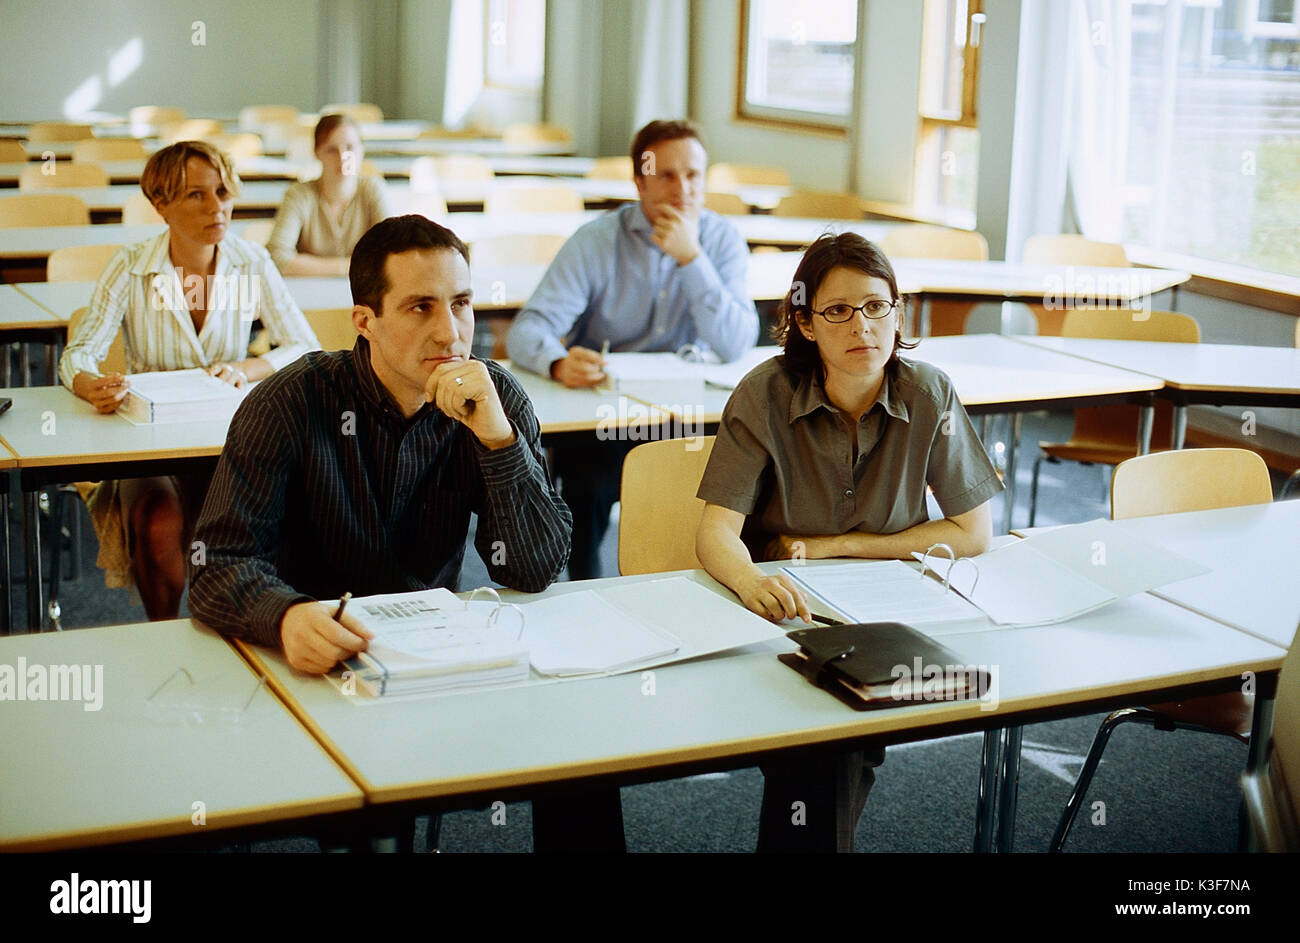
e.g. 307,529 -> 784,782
627,202 -> 654,234
349,335 -> 444,427
788,363 -> 910,425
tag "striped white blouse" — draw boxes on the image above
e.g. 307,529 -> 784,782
58,230 -> 320,389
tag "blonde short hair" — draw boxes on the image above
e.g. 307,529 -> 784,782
140,140 -> 242,209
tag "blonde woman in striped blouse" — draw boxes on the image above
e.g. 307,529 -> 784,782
59,140 -> 319,620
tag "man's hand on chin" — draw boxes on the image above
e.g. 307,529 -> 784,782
651,205 -> 701,266
426,359 -> 516,449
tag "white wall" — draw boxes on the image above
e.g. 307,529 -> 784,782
0,0 -> 323,118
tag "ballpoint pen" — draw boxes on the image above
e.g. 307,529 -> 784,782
333,591 -> 352,622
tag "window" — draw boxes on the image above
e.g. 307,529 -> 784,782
914,0 -> 983,221
738,0 -> 857,130
1121,0 -> 1300,277
484,0 -> 545,91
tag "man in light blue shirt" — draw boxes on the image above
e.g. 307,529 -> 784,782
506,119 -> 760,578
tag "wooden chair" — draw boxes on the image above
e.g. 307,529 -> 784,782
1022,235 -> 1130,336
703,191 -> 749,215
0,193 -> 90,227
618,437 -> 717,575
129,106 -> 185,132
159,118 -> 224,142
26,122 -> 94,143
72,138 -> 147,162
239,105 -> 300,132
240,220 -> 274,246
1240,624 -> 1300,851
122,192 -> 163,225
502,123 -> 572,147
1027,309 -> 1201,525
303,309 -> 358,352
773,189 -> 862,220
484,185 -> 583,215
880,225 -> 990,336
47,244 -> 122,282
0,140 -> 29,162
19,161 -> 109,189
410,155 -> 494,190
209,133 -> 263,158
469,233 -> 568,267
1050,447 -> 1273,851
323,103 -> 383,123
417,125 -> 487,141
707,163 -> 791,190
586,156 -> 634,181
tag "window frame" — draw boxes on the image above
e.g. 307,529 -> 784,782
913,0 -> 983,217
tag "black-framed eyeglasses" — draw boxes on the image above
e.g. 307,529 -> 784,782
811,299 -> 900,323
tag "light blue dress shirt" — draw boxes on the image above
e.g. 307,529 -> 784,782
505,203 -> 760,376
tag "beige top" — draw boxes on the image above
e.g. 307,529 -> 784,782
266,176 -> 390,268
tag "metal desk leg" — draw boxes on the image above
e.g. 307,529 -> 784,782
1245,688 -> 1274,775
1173,405 -> 1187,450
974,729 -> 1001,852
20,344 -> 31,388
1,471 -> 10,636
995,726 -> 1023,852
1136,405 -> 1154,456
1000,413 -> 1022,535
23,488 -> 43,632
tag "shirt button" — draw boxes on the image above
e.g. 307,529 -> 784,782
659,290 -> 667,299
845,489 -> 854,497
655,327 -> 664,335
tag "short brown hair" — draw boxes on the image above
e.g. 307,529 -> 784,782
630,119 -> 705,179
314,113 -> 359,151
140,140 -> 241,209
774,232 -> 918,379
350,215 -> 470,315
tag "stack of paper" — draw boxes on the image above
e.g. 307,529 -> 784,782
119,368 -> 245,425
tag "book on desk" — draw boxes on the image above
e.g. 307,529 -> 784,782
118,368 -> 246,425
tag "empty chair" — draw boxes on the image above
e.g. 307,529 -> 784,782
703,191 -> 749,215
303,309 -> 358,352
0,193 -> 90,227
417,125 -> 486,140
618,437 -> 717,575
18,161 -> 109,189
322,103 -> 383,123
880,225 -> 990,336
47,244 -> 123,282
0,140 -> 29,161
159,118 -> 224,142
129,105 -> 185,133
469,233 -> 568,267
1051,447 -> 1274,852
122,191 -> 164,225
707,163 -> 791,190
1240,623 -> 1300,852
773,189 -> 862,220
1027,309 -> 1202,526
1022,235 -> 1130,336
502,123 -> 572,147
409,154 -> 494,191
209,132 -> 263,158
240,220 -> 275,246
72,138 -> 147,162
484,185 -> 583,215
26,122 -> 94,143
586,156 -> 634,181
239,105 -> 300,132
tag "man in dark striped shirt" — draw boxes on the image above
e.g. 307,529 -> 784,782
188,215 -> 572,672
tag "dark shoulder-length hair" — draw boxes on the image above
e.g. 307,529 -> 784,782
772,232 -> 917,379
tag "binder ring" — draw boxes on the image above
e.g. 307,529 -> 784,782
675,343 -> 703,363
488,602 -> 526,641
466,586 -> 502,610
950,557 -> 980,596
918,543 -> 955,581
918,543 -> 980,595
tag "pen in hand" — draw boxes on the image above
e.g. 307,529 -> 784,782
334,591 -> 352,622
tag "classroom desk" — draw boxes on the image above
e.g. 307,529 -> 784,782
0,619 -> 364,851
0,284 -> 66,386
0,179 -> 292,221
1112,500 -> 1300,649
618,335 -> 1167,535
232,564 -> 1284,852
1008,335 -> 1300,447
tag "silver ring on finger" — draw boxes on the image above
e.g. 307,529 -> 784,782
454,376 -> 464,386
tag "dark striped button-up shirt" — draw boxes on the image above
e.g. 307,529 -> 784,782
188,337 -> 572,650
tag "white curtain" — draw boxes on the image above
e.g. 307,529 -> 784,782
443,0 -> 486,129
626,0 -> 689,129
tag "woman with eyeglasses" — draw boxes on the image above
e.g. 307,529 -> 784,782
694,232 -> 1002,852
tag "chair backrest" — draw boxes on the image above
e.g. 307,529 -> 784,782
1023,234 -> 1129,267
122,191 -> 164,225
469,233 -> 568,267
47,244 -> 122,282
703,191 -> 749,215
303,309 -> 358,352
586,156 -> 634,181
880,224 -> 989,261
0,140 -> 29,162
0,193 -> 90,227
411,155 -> 494,190
209,132 -> 263,158
67,306 -> 126,375
773,189 -> 862,220
707,163 -> 791,190
502,123 -> 572,146
1110,448 -> 1272,520
239,105 -> 300,131
484,185 -> 583,215
240,220 -> 275,246
159,118 -> 224,143
1062,308 -> 1201,343
129,105 -> 185,131
19,161 -> 109,189
323,102 -> 383,123
1294,318 -> 1299,348
399,190 -> 449,221
418,125 -> 486,140
618,437 -> 717,575
27,122 -> 94,143
72,138 -> 147,162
